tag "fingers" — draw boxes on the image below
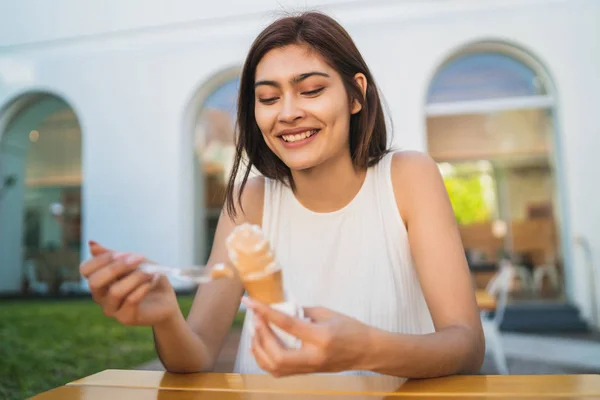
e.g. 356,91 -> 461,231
80,252 -> 114,278
255,316 -> 286,359
302,306 -> 335,322
252,317 -> 318,376
125,274 -> 159,305
243,297 -> 315,341
86,253 -> 145,293
89,240 -> 111,257
112,277 -> 158,325
104,270 -> 154,316
252,325 -> 277,373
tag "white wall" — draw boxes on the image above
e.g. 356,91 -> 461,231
0,0 -> 355,48
0,0 -> 598,323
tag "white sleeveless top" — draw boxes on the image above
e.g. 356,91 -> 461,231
233,151 -> 435,375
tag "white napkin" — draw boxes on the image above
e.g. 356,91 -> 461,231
248,295 -> 307,349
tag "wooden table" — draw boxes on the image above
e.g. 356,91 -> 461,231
30,370 -> 600,399
476,289 -> 497,311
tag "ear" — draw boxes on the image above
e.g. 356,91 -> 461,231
350,73 -> 368,115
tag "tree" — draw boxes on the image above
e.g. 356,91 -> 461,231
443,172 -> 492,225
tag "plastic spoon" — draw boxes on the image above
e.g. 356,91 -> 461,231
139,262 -> 234,284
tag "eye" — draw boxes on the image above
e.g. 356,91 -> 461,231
258,97 -> 279,105
302,87 -> 325,97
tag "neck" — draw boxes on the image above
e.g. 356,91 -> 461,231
290,151 -> 367,213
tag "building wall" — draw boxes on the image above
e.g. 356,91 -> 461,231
0,0 -> 599,324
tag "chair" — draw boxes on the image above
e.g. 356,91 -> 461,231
24,259 -> 49,294
481,259 -> 512,374
533,255 -> 560,294
58,265 -> 83,294
508,253 -> 535,294
512,264 -> 534,293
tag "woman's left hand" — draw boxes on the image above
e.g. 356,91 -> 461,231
242,297 -> 373,377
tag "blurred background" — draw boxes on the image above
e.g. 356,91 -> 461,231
0,0 -> 599,399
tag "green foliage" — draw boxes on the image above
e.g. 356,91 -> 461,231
444,173 -> 491,225
0,296 -> 245,400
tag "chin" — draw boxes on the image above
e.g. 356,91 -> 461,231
281,155 -> 320,172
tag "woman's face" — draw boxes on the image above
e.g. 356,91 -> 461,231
254,44 -> 363,171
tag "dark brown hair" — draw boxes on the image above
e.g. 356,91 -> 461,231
225,11 -> 391,218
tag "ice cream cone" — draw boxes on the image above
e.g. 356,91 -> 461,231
243,268 -> 285,304
226,223 -> 285,304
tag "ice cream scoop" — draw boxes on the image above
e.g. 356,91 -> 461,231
225,223 -> 285,304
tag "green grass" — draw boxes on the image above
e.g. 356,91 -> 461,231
0,296 -> 245,400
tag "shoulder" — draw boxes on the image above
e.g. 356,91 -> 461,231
390,150 -> 441,182
389,150 -> 447,223
232,175 -> 265,226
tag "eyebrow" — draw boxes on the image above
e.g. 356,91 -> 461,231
254,71 -> 330,89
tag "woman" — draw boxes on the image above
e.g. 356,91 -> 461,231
81,11 -> 485,378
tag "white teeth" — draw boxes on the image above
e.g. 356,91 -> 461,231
282,129 -> 318,142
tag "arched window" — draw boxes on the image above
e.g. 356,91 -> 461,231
0,93 -> 83,296
427,52 -> 546,103
426,44 -> 563,302
191,74 -> 240,263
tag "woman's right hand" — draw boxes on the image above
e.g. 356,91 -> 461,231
80,241 -> 181,327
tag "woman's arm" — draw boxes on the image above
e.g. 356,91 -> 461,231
363,151 -> 484,377
154,176 -> 265,372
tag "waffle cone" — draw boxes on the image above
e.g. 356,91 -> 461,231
243,268 -> 285,304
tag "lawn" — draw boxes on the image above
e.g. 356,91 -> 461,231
0,295 -> 245,400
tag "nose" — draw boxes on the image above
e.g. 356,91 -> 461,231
278,94 -> 305,124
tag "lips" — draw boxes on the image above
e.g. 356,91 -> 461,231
277,128 -> 320,149
281,129 -> 319,143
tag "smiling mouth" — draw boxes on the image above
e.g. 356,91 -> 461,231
281,129 -> 320,143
